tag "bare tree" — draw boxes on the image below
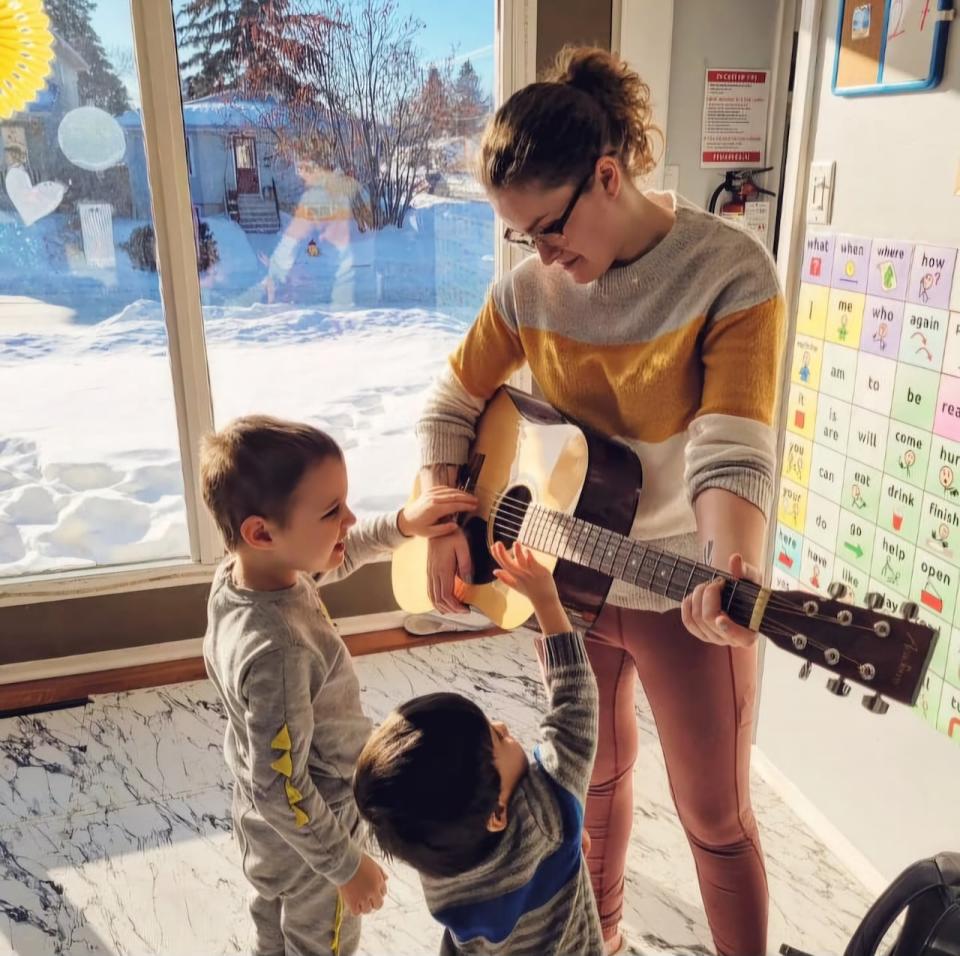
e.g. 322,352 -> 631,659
243,0 -> 450,231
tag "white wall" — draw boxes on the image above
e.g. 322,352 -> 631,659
662,0 -> 789,234
617,0 -> 675,189
757,0 -> 960,881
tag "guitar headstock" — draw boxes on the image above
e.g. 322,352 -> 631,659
759,587 -> 940,708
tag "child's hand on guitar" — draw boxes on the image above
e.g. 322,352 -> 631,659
399,487 -> 478,538
492,542 -> 572,635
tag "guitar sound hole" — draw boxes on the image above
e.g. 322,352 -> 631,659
463,485 -> 532,586
492,485 -> 531,549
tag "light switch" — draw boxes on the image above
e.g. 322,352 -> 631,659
663,164 -> 680,192
807,161 -> 836,225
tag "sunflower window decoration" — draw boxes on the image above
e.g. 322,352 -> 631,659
0,0 -> 55,120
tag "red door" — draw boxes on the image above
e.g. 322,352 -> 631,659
233,136 -> 260,194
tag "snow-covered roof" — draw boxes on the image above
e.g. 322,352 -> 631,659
117,95 -> 297,133
52,33 -> 89,74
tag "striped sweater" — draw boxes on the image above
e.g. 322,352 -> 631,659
421,631 -> 602,955
416,192 -> 785,611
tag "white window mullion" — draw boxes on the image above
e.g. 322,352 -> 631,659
130,0 -> 222,566
496,0 -> 536,392
495,0 -> 537,282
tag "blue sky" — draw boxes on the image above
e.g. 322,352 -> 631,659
89,0 -> 494,105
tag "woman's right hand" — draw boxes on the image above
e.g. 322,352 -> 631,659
427,528 -> 473,614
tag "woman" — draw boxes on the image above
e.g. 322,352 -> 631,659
415,46 -> 784,956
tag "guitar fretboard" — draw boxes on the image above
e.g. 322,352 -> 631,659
513,504 -> 764,629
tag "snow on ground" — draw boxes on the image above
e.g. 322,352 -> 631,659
0,200 -> 494,577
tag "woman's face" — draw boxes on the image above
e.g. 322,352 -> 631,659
487,158 -> 621,284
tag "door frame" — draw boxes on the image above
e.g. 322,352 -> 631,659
232,134 -> 260,194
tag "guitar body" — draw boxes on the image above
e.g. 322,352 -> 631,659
392,386 -> 642,630
393,388 -> 938,708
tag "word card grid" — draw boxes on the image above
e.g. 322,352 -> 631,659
773,232 -> 960,740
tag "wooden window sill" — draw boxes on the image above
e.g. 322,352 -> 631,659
0,626 -> 503,716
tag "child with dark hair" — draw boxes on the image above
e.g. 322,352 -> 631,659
354,542 -> 602,955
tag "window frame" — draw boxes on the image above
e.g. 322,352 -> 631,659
0,0 -> 534,608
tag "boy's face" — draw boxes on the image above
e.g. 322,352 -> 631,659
487,719 -> 529,831
269,456 -> 356,575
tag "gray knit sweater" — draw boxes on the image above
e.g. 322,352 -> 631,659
203,513 -> 405,885
416,192 -> 784,611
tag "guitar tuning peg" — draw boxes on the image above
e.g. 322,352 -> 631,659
864,591 -> 885,610
862,692 -> 890,715
827,581 -> 848,600
798,661 -> 812,680
826,676 -> 851,697
900,601 -> 919,621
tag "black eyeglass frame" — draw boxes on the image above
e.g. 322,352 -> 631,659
501,159 -> 600,251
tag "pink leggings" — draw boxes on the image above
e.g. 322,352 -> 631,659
584,604 -> 768,956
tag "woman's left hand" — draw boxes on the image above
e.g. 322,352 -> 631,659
680,553 -> 761,648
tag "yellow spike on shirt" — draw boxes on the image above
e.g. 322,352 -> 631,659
284,779 -> 304,804
270,724 -> 292,751
268,723 -> 310,824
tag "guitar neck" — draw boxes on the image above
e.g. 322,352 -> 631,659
519,506 -> 766,631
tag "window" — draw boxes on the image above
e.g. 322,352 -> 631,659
0,0 -> 509,590
172,0 -> 496,520
0,2 -> 187,579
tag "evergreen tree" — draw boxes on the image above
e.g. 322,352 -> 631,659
176,0 -> 319,101
44,0 -> 130,115
451,59 -> 489,137
423,66 -> 451,134
176,0 -> 245,99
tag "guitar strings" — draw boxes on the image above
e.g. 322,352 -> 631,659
469,496 -> 891,671
474,500 -> 806,638
464,483 -> 913,641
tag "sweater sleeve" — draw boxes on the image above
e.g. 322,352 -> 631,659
242,646 -> 363,885
318,512 -> 406,585
415,294 -> 526,468
533,631 -> 598,806
685,249 -> 785,518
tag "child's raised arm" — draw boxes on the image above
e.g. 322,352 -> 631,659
319,489 -> 476,584
491,542 -> 599,805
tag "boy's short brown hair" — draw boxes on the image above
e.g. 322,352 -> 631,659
199,415 -> 341,550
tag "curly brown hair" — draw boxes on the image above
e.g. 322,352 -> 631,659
479,45 -> 661,190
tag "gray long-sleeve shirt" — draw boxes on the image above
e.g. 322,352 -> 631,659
421,631 -> 602,955
203,513 -> 405,886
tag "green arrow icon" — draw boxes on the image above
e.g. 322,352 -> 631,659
844,542 -> 864,559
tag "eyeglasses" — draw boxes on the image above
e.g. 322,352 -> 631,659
502,163 -> 597,251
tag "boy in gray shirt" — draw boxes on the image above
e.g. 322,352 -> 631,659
354,541 -> 602,955
200,415 -> 476,956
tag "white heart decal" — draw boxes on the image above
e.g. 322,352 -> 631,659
4,166 -> 66,226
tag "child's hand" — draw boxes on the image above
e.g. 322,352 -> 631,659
338,852 -> 388,916
492,541 -> 571,634
398,487 -> 478,538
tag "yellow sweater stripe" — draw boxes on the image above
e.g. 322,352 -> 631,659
450,294 -> 783,445
449,296 -> 525,400
698,295 -> 785,426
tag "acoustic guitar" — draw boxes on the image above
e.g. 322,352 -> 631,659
392,386 -> 939,710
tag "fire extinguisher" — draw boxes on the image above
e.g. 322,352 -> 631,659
708,166 -> 777,219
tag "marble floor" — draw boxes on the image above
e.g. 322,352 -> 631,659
0,633 -> 876,956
